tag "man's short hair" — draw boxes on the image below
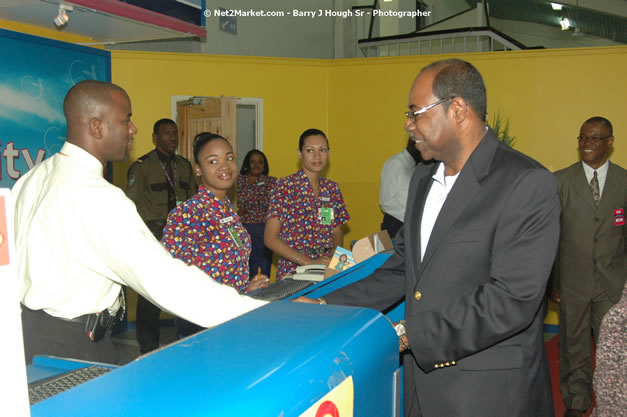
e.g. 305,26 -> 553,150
63,80 -> 126,122
153,118 -> 177,135
420,59 -> 487,121
583,116 -> 613,136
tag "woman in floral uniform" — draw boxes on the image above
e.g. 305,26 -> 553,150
237,150 -> 276,277
162,132 -> 269,338
265,129 -> 350,280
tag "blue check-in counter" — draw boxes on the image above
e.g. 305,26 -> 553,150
28,253 -> 402,417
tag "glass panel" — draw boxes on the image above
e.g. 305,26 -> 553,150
453,37 -> 466,54
389,43 -> 399,56
410,41 -> 420,55
431,39 -> 441,54
420,40 -> 431,55
465,36 -> 478,53
442,38 -> 453,54
492,39 -> 504,51
399,42 -> 409,56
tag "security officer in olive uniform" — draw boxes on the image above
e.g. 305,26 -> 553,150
126,118 -> 197,353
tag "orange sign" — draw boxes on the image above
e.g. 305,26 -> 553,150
299,376 -> 354,417
0,196 -> 9,266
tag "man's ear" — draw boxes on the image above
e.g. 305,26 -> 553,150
449,97 -> 468,123
89,118 -> 104,139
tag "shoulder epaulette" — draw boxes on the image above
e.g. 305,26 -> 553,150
137,153 -> 152,162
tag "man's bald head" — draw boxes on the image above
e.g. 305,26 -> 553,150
63,80 -> 128,138
62,80 -> 136,166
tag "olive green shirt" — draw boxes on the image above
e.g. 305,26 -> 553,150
126,149 -> 197,238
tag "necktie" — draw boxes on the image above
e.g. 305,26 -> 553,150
590,170 -> 600,206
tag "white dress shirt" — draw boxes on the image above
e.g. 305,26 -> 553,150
420,162 -> 460,260
12,142 -> 266,324
581,160 -> 609,197
380,149 -> 416,221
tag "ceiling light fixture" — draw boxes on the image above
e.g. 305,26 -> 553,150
559,17 -> 570,30
53,4 -> 72,29
551,3 -> 564,11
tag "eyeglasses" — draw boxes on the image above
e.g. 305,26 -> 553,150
577,135 -> 612,143
405,97 -> 454,122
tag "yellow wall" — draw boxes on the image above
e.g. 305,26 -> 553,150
111,47 -> 625,320
327,46 -> 627,242
6,24 -> 626,324
109,46 -> 627,247
111,51 -> 330,189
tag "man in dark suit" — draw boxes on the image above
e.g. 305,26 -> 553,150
296,59 -> 560,417
549,117 -> 626,417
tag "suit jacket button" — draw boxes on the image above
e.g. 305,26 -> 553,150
414,291 -> 422,300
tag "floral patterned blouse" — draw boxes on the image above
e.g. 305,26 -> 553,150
161,185 -> 251,293
267,170 -> 350,279
237,174 -> 277,224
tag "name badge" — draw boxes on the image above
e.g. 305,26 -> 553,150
319,207 -> 334,225
220,216 -> 234,224
614,208 -> 625,226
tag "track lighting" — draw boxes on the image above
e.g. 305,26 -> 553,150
559,17 -> 570,30
53,4 -> 72,29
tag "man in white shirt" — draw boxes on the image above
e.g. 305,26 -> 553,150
13,80 -> 266,364
379,138 -> 422,238
549,117 -> 626,417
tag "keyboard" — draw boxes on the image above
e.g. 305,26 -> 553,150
28,365 -> 112,405
248,278 -> 316,301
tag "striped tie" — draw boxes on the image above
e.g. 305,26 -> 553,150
590,170 -> 600,206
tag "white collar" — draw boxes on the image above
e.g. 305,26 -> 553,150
60,142 -> 104,176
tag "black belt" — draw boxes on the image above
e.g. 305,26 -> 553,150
22,305 -> 94,324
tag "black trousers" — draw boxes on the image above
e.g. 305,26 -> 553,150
381,213 -> 403,239
135,294 -> 161,354
21,306 -> 118,365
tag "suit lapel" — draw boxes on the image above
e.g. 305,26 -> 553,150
407,163 -> 437,269
598,162 -> 621,213
420,129 -> 497,272
571,164 -> 597,211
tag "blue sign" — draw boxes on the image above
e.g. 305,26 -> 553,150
0,28 -> 110,188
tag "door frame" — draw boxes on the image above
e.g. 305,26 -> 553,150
170,95 -> 264,150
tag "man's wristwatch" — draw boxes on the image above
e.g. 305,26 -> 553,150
394,320 -> 410,350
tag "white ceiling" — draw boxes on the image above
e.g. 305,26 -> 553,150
0,0 -> 201,45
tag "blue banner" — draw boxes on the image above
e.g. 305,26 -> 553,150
0,28 -> 110,188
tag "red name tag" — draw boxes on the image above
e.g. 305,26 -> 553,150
614,208 -> 625,226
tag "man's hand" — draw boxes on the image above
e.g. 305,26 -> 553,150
399,335 -> 410,352
292,296 -> 323,304
393,320 -> 410,352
